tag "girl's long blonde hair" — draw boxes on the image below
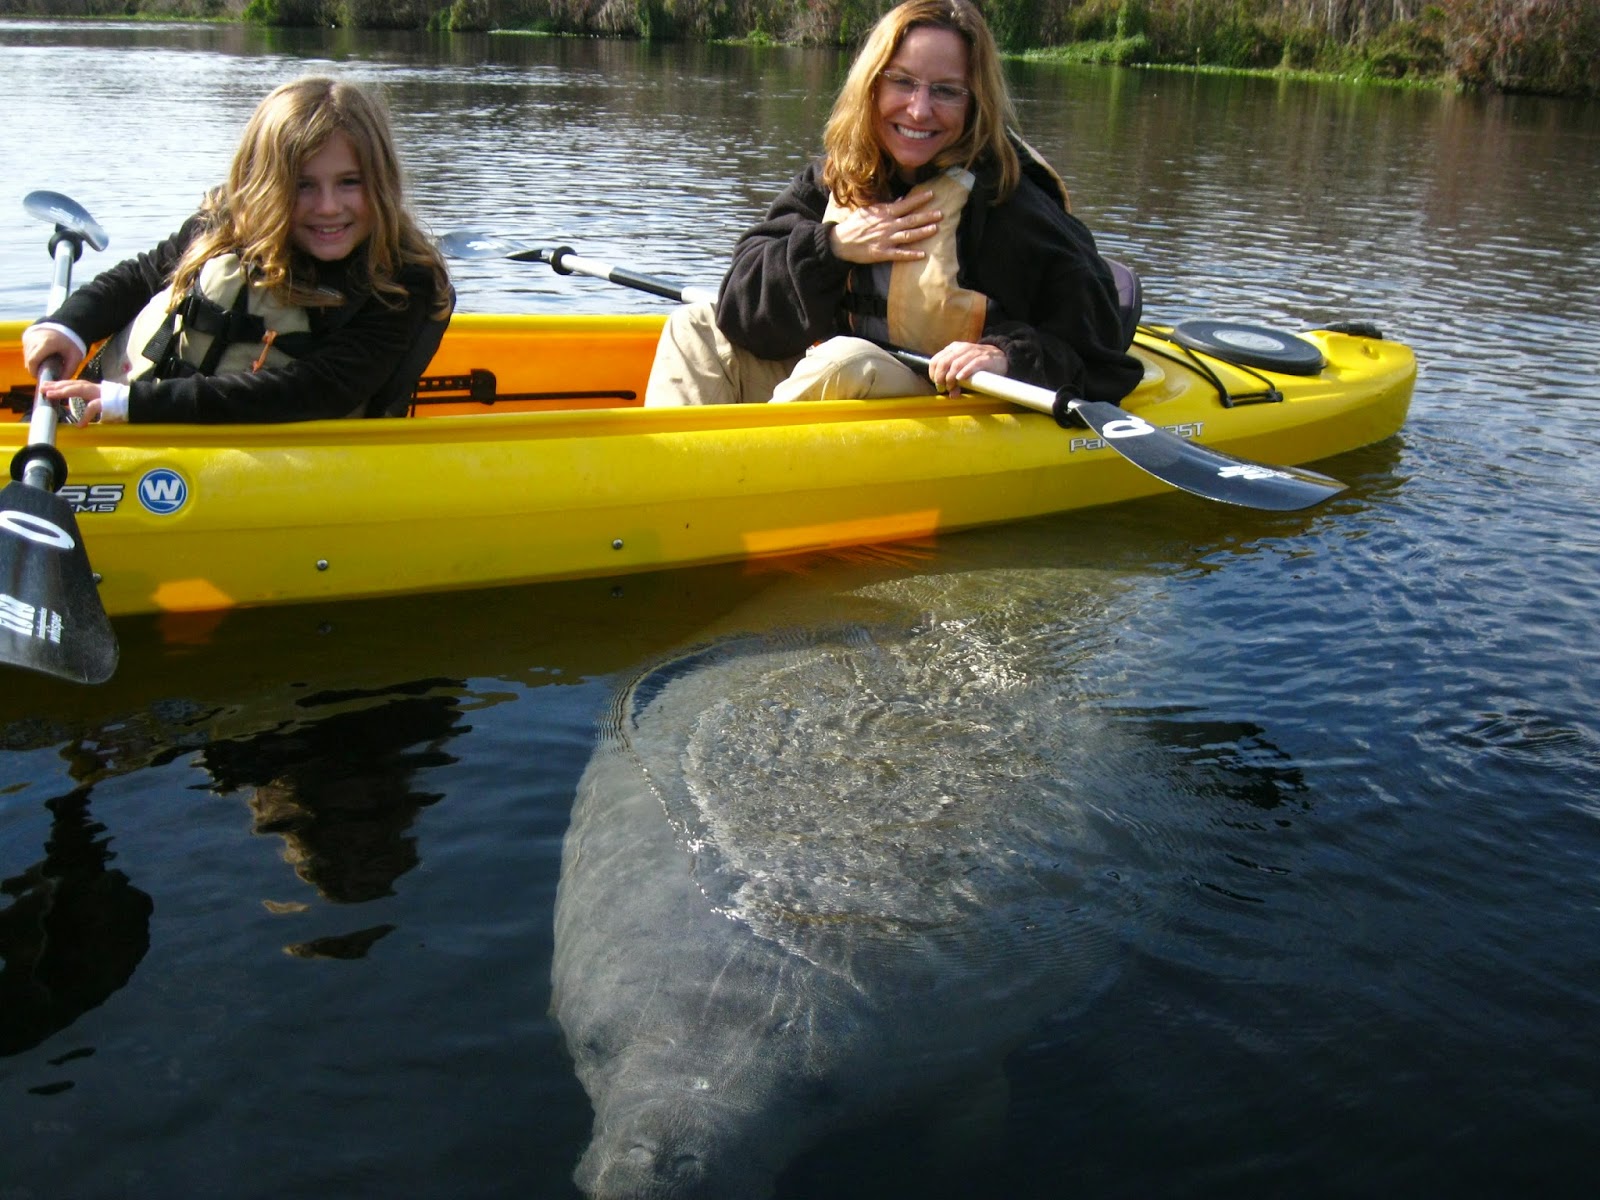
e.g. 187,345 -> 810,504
821,0 -> 1019,208
170,76 -> 450,317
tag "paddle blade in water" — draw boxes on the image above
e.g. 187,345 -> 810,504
0,480 -> 118,684
1068,399 -> 1348,511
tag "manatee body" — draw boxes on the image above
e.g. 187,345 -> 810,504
552,623 -> 1130,1199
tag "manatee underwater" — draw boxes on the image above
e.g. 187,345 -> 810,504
551,590 -> 1155,1199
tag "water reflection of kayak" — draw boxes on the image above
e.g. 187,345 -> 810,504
0,562 -> 786,738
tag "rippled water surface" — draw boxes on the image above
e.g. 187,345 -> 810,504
2,19 -> 1599,1199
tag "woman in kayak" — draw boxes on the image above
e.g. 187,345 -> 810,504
22,75 -> 452,423
643,0 -> 1141,408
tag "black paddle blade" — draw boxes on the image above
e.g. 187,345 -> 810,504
0,480 -> 118,684
1069,400 -> 1347,511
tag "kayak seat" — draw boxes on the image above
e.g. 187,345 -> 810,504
1107,258 -> 1142,348
375,283 -> 457,417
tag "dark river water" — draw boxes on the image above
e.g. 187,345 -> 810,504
3,18 -> 1600,1200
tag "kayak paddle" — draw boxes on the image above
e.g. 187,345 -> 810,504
439,231 -> 1346,510
438,232 -> 718,304
0,191 -> 119,684
883,347 -> 1346,511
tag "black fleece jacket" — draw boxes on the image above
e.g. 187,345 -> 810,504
44,214 -> 445,423
714,157 -> 1143,404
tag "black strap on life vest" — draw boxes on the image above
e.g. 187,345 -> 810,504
107,266 -> 448,416
838,289 -> 889,320
139,278 -> 320,379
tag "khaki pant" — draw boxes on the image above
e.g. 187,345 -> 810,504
643,302 -> 936,406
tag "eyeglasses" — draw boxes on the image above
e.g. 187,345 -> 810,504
878,69 -> 971,109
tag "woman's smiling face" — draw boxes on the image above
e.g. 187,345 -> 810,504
875,25 -> 971,182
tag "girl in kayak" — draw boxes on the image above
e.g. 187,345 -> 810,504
22,76 -> 451,423
644,0 -> 1141,407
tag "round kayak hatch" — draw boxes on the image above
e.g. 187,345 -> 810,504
1171,319 -> 1326,375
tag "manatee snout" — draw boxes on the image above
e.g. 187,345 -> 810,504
575,1094 -> 774,1200
576,1136 -> 707,1200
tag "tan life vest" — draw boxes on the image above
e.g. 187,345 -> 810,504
1010,132 -> 1072,214
96,253 -> 312,384
824,166 -> 988,356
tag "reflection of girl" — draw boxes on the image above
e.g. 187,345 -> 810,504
646,0 -> 1141,408
0,784 -> 153,1057
22,76 -> 452,424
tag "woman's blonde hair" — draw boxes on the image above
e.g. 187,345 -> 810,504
170,76 -> 450,317
822,0 -> 1019,208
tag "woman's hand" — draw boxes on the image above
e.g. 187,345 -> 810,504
927,341 -> 1008,395
21,325 -> 85,379
828,189 -> 943,264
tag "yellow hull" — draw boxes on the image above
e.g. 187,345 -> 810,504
0,313 -> 1415,617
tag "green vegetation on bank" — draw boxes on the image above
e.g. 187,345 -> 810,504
4,0 -> 1597,98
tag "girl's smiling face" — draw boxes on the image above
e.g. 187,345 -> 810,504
291,130 -> 373,262
875,26 -> 971,182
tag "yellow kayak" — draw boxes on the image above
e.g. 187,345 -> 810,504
0,311 -> 1415,620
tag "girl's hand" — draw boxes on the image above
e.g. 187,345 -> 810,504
828,189 -> 942,264
927,341 -> 1008,395
39,379 -> 110,424
21,325 -> 85,379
